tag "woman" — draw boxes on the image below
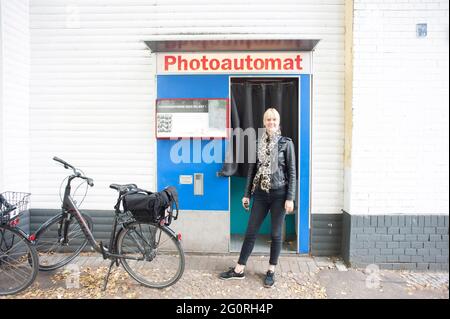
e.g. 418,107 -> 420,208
219,108 -> 296,288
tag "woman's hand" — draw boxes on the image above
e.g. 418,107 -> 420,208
242,197 -> 250,210
285,200 -> 294,213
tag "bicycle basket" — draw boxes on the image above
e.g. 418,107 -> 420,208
0,191 -> 31,223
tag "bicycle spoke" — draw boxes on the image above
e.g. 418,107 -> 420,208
0,226 -> 37,296
118,222 -> 184,288
35,214 -> 90,270
0,265 -> 28,284
0,250 -> 34,258
0,257 -> 33,282
127,230 -> 149,254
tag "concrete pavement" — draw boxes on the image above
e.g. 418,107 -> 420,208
1,253 -> 448,299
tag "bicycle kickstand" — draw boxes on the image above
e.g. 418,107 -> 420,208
102,258 -> 117,291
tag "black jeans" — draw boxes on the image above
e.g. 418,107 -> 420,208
238,187 -> 287,266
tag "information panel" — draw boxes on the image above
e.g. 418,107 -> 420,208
156,98 -> 228,138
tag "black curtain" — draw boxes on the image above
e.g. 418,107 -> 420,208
220,78 -> 299,177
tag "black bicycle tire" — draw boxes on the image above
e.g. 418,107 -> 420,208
0,225 -> 39,296
35,213 -> 93,271
117,221 -> 185,289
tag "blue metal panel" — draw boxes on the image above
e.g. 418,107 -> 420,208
299,74 -> 311,254
157,75 -> 229,98
156,75 -> 229,211
156,73 -> 311,252
157,139 -> 229,211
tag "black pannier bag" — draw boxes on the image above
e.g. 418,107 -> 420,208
122,186 -> 179,224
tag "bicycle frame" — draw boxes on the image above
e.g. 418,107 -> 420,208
34,175 -> 100,253
35,157 -> 181,268
29,157 -> 185,290
65,195 -> 99,252
36,174 -> 172,262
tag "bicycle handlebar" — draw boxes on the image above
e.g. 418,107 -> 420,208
53,156 -> 94,187
53,156 -> 73,170
85,177 -> 94,187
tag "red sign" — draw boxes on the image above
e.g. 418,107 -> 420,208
157,52 -> 311,74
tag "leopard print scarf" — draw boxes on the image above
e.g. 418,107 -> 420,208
251,129 -> 281,193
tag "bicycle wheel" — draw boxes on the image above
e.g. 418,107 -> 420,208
34,213 -> 93,271
117,222 -> 185,288
0,225 -> 38,296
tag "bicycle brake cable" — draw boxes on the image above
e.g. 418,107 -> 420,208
73,179 -> 88,208
59,175 -> 70,204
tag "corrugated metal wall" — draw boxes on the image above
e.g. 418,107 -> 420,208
29,0 -> 345,219
0,0 -> 30,192
30,1 -> 156,211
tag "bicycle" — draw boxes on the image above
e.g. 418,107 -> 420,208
0,191 -> 38,296
33,157 -> 185,289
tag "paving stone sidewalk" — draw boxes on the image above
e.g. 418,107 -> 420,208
1,253 -> 448,299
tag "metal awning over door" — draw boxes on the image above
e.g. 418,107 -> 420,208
144,39 -> 320,52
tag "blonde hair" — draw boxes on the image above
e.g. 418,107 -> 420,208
263,107 -> 280,123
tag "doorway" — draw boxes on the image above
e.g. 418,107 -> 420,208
226,77 -> 299,254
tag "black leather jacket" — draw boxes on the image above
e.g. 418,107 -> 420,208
244,136 -> 296,201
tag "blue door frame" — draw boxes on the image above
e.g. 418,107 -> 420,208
156,74 -> 311,254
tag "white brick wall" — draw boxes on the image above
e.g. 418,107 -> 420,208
350,0 -> 449,215
0,0 -> 30,192
28,0 -> 346,212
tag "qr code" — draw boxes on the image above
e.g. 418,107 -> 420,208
157,114 -> 173,133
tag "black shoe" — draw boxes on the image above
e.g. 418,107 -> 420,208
264,270 -> 275,288
219,267 -> 245,280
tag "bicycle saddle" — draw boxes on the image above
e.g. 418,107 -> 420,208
109,184 -> 138,194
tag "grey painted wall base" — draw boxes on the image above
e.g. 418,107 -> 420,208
30,209 -> 116,251
169,210 -> 229,253
30,209 -> 229,253
342,211 -> 449,271
311,214 -> 342,256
